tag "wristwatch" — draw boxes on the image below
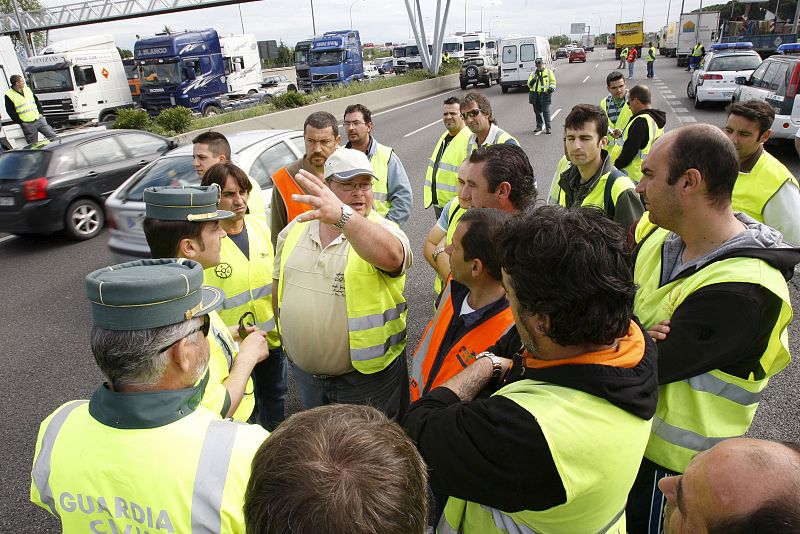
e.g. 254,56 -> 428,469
432,247 -> 446,262
333,203 -> 354,229
477,352 -> 503,381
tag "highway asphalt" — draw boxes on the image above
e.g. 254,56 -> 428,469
2,49 -> 799,529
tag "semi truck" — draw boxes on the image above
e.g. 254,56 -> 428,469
463,32 -> 487,58
659,22 -> 679,57
581,34 -> 596,52
615,21 -> 644,59
25,34 -> 132,126
392,44 -> 408,74
442,35 -> 465,60
220,34 -> 261,96
308,30 -> 364,88
406,37 -> 433,70
676,12 -> 720,66
294,39 -> 312,92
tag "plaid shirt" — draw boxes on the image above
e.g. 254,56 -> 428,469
605,94 -> 626,124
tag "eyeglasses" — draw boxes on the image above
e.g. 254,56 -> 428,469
331,180 -> 373,192
158,314 -> 211,353
461,109 -> 482,119
343,120 -> 365,128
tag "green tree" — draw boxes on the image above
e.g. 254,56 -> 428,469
162,25 -> 172,34
117,47 -> 133,58
548,34 -> 570,46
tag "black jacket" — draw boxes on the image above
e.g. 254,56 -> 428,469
614,108 -> 666,170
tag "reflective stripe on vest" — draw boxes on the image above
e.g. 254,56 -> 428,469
424,127 -> 471,208
411,280 -> 514,401
278,211 -> 408,373
31,400 -> 88,517
204,216 -> 279,349
466,125 -> 518,156
634,228 -> 792,472
191,420 -> 239,533
370,142 -> 393,216
434,201 -> 466,295
619,114 -> 663,183
732,151 -> 799,223
692,44 -> 703,56
527,69 -> 556,93
439,376 -> 651,533
272,166 -> 311,222
5,87 -> 40,122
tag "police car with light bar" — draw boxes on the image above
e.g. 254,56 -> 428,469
687,42 -> 762,108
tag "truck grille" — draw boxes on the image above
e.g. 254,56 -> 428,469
311,73 -> 338,82
141,94 -> 173,113
40,99 -> 73,122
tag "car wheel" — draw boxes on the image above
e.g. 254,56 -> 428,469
64,198 -> 104,240
466,66 -> 478,79
686,80 -> 696,99
288,85 -> 297,92
501,85 -> 508,94
694,94 -> 704,109
248,89 -> 258,95
203,105 -> 222,117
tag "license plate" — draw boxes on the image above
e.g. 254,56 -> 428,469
468,78 -> 477,82
0,197 -> 13,206
723,92 -> 732,98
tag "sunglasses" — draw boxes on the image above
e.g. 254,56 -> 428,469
158,314 -> 211,353
461,109 -> 482,119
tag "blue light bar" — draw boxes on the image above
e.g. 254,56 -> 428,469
710,42 -> 753,50
776,43 -> 800,54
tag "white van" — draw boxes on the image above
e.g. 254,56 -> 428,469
499,35 -> 552,94
26,34 -> 132,126
220,34 -> 262,96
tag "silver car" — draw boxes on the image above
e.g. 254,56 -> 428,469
105,129 -> 305,262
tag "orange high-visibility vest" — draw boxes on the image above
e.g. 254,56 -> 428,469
271,167 -> 311,222
410,280 -> 514,401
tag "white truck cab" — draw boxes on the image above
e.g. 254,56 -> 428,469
26,34 -> 132,126
499,35 -> 552,94
220,34 -> 262,96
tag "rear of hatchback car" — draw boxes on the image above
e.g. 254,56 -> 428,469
733,52 -> 800,139
0,150 -> 55,235
691,45 -> 762,107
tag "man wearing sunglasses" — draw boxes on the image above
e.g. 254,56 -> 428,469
31,258 -> 269,532
274,148 -> 412,420
142,185 -> 270,422
460,92 -> 519,156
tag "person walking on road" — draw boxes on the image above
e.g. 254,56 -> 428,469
627,46 -> 639,79
618,46 -> 629,70
5,74 -> 57,145
527,58 -> 557,134
646,42 -> 656,78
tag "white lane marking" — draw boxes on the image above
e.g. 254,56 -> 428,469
662,90 -> 673,94
682,116 -> 698,123
0,235 -> 17,244
582,75 -> 590,84
404,118 -> 443,138
534,108 -> 562,136
674,107 -> 689,113
595,63 -> 600,69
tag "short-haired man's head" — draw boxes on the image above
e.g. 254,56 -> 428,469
458,208 -> 509,282
564,104 -> 609,140
90,318 -> 204,388
443,96 -> 460,106
628,84 -> 651,106
10,74 -> 22,86
468,144 -> 537,210
143,218 -> 206,259
726,100 -> 774,137
304,110 -> 339,138
192,131 -> 231,159
200,161 -> 252,192
244,404 -> 428,534
606,70 -> 625,87
460,92 -> 495,124
344,103 -> 372,124
498,206 -> 635,346
662,124 -> 739,207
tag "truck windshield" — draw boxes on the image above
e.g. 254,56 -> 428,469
464,40 -> 482,51
443,43 -> 461,53
140,62 -> 181,86
310,50 -> 345,67
295,47 -> 310,64
406,46 -> 419,56
29,69 -> 73,93
393,48 -> 406,58
124,64 -> 139,80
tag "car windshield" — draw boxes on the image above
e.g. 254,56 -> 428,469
707,55 -> 762,72
464,40 -> 482,51
121,156 -> 197,201
29,69 -> 73,93
140,62 -> 181,87
0,151 -> 49,181
310,50 -> 345,67
463,59 -> 485,66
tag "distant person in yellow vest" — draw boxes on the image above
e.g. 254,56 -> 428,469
201,162 -> 286,431
615,85 -> 666,183
343,103 -> 412,225
460,91 -> 519,155
5,74 -> 57,144
424,96 -> 470,219
274,149 -> 413,419
31,258 -> 268,532
618,45 -> 629,69
143,185 -> 269,422
687,41 -> 705,71
723,100 -> 800,245
646,42 -> 657,78
270,111 -> 340,248
192,131 -> 266,221
601,71 -> 633,160
527,58 -> 557,134
403,206 -> 658,534
627,124 -> 800,533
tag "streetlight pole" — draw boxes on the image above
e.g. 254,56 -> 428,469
350,0 -> 365,29
464,0 -> 468,32
488,16 -> 500,36
310,0 -> 317,35
480,2 -> 494,33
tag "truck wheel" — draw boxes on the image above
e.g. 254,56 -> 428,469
248,89 -> 258,95
64,198 -> 104,240
501,85 -> 508,94
460,81 -> 468,90
99,112 -> 117,125
288,85 -> 297,93
203,105 -> 222,117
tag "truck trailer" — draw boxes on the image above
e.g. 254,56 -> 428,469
615,21 -> 644,59
676,12 -> 720,66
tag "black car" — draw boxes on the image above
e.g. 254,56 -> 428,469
0,129 -> 175,240
460,57 -> 500,89
555,48 -> 568,59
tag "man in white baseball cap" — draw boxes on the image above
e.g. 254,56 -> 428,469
272,148 -> 413,419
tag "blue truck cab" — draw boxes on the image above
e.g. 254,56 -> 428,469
134,29 -> 227,115
309,30 -> 364,88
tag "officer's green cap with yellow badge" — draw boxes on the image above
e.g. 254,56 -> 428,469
143,185 -> 233,221
85,258 -> 224,330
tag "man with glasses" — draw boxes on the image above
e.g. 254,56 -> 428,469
460,92 -> 519,156
273,148 -> 412,419
142,185 -> 270,422
30,258 -> 269,532
343,103 -> 412,225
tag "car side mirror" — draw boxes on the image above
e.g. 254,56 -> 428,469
735,76 -> 747,85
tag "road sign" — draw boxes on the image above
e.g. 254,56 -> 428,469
571,23 -> 586,34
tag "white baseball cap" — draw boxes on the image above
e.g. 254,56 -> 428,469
324,148 -> 379,181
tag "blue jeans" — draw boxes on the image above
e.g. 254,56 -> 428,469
647,61 -> 654,78
628,61 -> 635,78
251,347 -> 288,430
289,352 -> 410,421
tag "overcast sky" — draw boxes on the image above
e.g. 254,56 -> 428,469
43,0 -> 709,51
